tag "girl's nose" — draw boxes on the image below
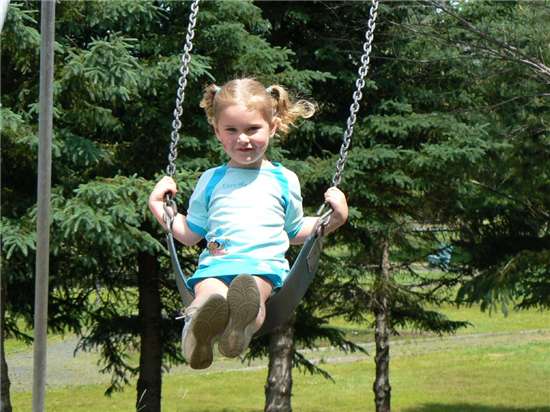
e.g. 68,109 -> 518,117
237,133 -> 250,143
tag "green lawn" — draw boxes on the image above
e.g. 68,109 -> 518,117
11,337 -> 550,411
329,304 -> 550,341
9,305 -> 550,412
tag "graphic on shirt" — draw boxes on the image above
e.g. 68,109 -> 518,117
206,228 -> 229,256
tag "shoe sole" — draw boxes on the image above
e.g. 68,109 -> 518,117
219,275 -> 260,358
187,294 -> 229,369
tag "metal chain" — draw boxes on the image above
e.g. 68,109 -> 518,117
166,0 -> 200,178
164,0 -> 201,228
331,0 -> 379,188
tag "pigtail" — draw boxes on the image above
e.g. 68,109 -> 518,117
199,84 -> 220,125
199,79 -> 315,134
268,85 -> 315,135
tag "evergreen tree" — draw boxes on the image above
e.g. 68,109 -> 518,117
358,2 -> 549,406
425,1 -> 550,312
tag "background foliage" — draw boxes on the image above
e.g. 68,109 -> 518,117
2,0 -> 548,410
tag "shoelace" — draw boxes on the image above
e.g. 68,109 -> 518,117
175,306 -> 198,321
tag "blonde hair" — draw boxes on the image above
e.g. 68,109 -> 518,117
199,78 -> 315,135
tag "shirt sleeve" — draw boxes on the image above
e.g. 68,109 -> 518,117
186,171 -> 211,237
284,171 -> 304,239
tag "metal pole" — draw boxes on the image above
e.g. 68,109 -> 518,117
0,0 -> 10,33
32,1 -> 55,411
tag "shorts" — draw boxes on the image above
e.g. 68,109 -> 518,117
185,273 -> 283,294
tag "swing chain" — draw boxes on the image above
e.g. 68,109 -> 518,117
166,0 -> 200,180
315,207 -> 333,237
164,0 -> 201,230
163,199 -> 177,232
331,0 -> 379,188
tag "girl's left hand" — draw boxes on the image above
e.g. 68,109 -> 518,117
324,187 -> 348,228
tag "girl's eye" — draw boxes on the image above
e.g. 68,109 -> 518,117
226,128 -> 237,133
248,127 -> 260,133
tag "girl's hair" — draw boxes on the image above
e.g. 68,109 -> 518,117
199,78 -> 315,135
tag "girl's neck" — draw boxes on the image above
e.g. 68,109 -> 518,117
227,158 -> 271,169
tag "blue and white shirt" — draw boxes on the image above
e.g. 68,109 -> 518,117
185,162 -> 304,289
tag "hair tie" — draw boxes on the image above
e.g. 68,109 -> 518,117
266,86 -> 273,94
213,85 -> 221,94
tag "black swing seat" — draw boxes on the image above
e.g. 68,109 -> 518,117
166,229 -> 324,336
166,232 -> 195,307
257,231 -> 323,336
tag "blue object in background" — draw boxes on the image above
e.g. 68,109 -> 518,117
428,244 -> 453,271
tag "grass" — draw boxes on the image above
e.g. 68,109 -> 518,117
328,304 -> 550,342
8,305 -> 550,412
4,336 -> 32,353
4,329 -> 66,354
436,304 -> 550,334
11,337 -> 550,411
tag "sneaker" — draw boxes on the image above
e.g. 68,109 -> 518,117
181,294 -> 229,369
218,275 -> 260,358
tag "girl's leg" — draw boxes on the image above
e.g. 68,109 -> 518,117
182,278 -> 229,369
252,276 -> 273,331
191,277 -> 229,307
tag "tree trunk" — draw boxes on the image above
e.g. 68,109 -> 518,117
0,342 -> 11,412
373,238 -> 391,412
264,320 -> 294,412
1,272 -> 13,412
136,252 -> 162,412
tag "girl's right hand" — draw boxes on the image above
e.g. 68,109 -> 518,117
149,176 -> 178,203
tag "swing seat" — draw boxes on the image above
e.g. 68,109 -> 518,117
166,229 -> 324,336
256,231 -> 323,336
166,232 -> 195,307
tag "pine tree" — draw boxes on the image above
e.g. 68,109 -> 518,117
425,1 -> 550,312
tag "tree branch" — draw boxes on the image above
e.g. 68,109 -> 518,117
426,0 -> 550,82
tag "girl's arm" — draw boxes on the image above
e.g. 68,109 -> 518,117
289,187 -> 348,245
148,176 -> 203,247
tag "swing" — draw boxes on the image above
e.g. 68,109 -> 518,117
162,0 -> 380,336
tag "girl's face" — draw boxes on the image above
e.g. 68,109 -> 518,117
214,104 -> 277,169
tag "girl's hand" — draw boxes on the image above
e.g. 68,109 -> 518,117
147,176 -> 203,247
149,176 -> 178,204
289,187 -> 348,245
324,187 -> 348,228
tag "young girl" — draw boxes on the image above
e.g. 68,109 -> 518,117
149,78 -> 348,369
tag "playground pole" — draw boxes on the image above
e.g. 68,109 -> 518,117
32,1 -> 55,411
0,0 -> 10,32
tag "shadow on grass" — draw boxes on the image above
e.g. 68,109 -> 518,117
403,404 -> 550,412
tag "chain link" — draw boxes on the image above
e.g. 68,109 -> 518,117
331,0 -> 379,188
166,0 -> 200,179
164,0 -> 201,230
